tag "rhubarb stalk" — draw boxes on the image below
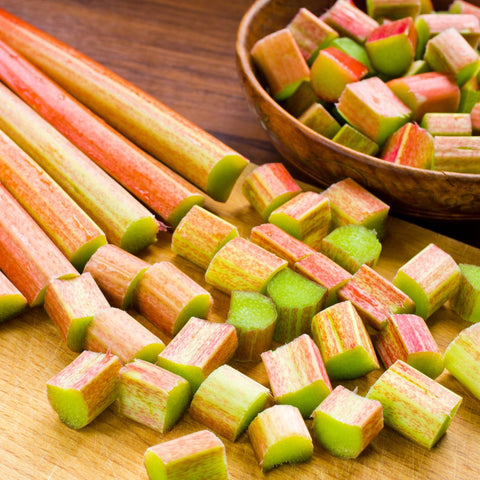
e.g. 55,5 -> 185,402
0,271 -> 27,323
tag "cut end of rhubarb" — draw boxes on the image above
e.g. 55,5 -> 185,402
70,234 -> 107,272
120,215 -> 159,254
0,293 -> 27,323
207,153 -> 249,202
167,193 -> 205,228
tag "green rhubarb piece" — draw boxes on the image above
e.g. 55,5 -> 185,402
458,89 -> 480,113
248,404 -> 313,471
0,272 -> 27,322
226,290 -> 277,362
433,135 -> 480,173
46,350 -> 121,429
321,225 -> 382,274
190,364 -> 272,441
366,0 -> 420,20
393,243 -> 461,319
450,264 -> 480,322
118,359 -> 191,433
298,102 -> 341,138
267,268 -> 326,343
420,113 -> 472,136
404,60 -> 430,76
332,124 -> 379,156
144,430 -> 229,480
312,385 -> 383,459
367,360 -> 462,448
328,37 -> 375,75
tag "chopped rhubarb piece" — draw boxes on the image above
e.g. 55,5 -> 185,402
84,244 -> 149,309
394,243 -> 461,319
373,314 -> 444,378
0,38 -> 204,228
44,273 -> 109,352
331,124 -> 380,156
190,364 -> 272,441
472,102 -> 480,134
420,113 -> 472,136
298,102 -> 342,138
294,252 -> 352,306
424,28 -> 480,87
171,205 -> 239,270
381,122 -> 434,169
118,359 -> 191,433
0,271 -> 27,322
0,9 -> 248,202
248,404 -> 313,471
281,81 -> 319,118
458,88 -> 480,113
366,0 -> 420,20
269,191 -> 331,250
365,18 -> 417,77
444,323 -> 480,399
144,430 -> 229,480
433,135 -> 480,173
242,163 -> 302,221
0,82 -> 159,253
266,268 -> 326,343
287,8 -> 339,63
367,360 -> 462,448
321,177 -> 390,238
205,237 -> 288,295
312,385 -> 383,459
321,225 -> 382,274
226,290 -> 277,362
0,129 -> 106,271
261,334 -> 332,418
337,76 -> 412,145
134,261 -> 212,337
311,47 -> 369,103
450,263 -> 480,323
0,184 -> 77,307
46,350 -> 121,429
339,264 -> 415,330
323,0 -> 379,43
157,317 -> 237,392
250,223 -> 315,267
251,29 -> 310,101
387,72 -> 460,121
449,0 -> 480,20
329,37 -> 375,75
311,300 -> 379,380
84,307 -> 165,364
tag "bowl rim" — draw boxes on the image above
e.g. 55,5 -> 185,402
235,0 -> 480,183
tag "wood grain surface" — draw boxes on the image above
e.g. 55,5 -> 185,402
0,1 -> 479,480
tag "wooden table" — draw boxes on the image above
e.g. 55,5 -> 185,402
0,1 -> 479,479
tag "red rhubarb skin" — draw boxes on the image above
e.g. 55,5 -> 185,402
0,184 -> 78,306
0,270 -> 26,298
0,39 -> 202,224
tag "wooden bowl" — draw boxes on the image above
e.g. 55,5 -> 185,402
236,0 -> 480,220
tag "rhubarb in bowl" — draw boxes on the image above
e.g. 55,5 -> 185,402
236,0 -> 480,220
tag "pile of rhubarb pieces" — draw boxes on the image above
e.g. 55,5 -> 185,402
0,4 -> 480,480
251,0 -> 480,173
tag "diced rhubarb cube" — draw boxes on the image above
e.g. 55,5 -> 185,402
365,18 -> 417,77
433,136 -> 480,173
373,314 -> 444,378
46,350 -> 121,429
298,102 -> 342,138
311,300 -> 379,379
311,47 -> 369,102
449,0 -> 480,20
381,122 -> 434,169
450,263 -> 480,322
329,37 -> 375,74
266,267 -> 326,343
331,124 -> 380,156
367,0 -> 420,20
420,113 -> 472,136
261,334 -> 332,418
190,364 -> 272,441
171,205 -> 239,270
251,29 -> 310,101
294,251 -> 352,306
242,163 -> 302,221
118,359 -> 191,433
248,404 -> 313,471
337,77 -> 412,145
366,360 -> 462,448
144,430 -> 229,480
226,290 -> 278,362
269,191 -> 331,250
205,237 -> 288,295
387,72 -> 460,121
393,243 -> 461,319
312,385 -> 383,459
44,273 -> 109,352
157,317 -> 238,392
0,270 -> 27,322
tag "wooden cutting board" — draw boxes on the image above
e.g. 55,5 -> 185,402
1,164 -> 479,480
